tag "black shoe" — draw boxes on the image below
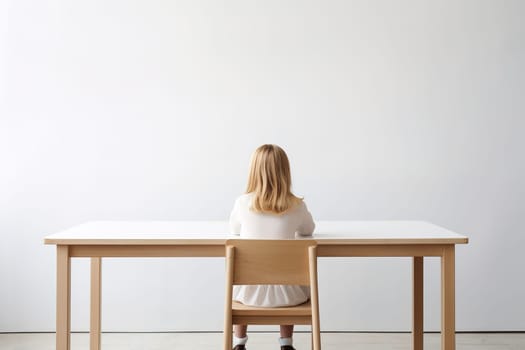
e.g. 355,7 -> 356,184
281,346 -> 296,350
233,345 -> 246,350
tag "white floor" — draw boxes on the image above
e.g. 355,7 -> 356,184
1,332 -> 524,350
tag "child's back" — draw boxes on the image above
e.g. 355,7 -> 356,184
229,192 -> 315,307
230,192 -> 315,240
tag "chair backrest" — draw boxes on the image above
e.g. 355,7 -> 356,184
225,239 -> 317,285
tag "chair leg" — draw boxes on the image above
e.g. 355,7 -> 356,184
312,325 -> 321,350
224,321 -> 232,350
224,326 -> 232,350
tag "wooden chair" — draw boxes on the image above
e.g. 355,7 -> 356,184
224,239 -> 321,350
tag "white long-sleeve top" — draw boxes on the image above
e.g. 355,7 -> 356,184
229,193 -> 315,307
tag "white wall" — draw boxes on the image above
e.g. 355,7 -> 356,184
1,0 -> 524,332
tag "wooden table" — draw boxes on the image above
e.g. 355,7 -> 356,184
44,221 -> 468,350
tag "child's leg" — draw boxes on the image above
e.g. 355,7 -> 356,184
279,325 -> 293,338
279,325 -> 294,346
234,324 -> 248,338
233,325 -> 248,348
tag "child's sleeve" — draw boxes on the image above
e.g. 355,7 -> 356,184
229,197 -> 241,235
296,201 -> 315,236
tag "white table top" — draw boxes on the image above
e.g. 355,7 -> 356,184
44,221 -> 468,245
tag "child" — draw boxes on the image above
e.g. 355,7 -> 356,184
229,144 -> 315,350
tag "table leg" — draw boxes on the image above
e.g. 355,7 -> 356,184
57,245 -> 71,350
441,245 -> 455,350
413,256 -> 424,350
91,257 -> 102,350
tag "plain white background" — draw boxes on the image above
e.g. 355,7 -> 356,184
1,0 -> 524,332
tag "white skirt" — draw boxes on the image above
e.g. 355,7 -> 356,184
233,285 -> 310,307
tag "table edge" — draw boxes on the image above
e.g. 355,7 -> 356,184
44,237 -> 469,245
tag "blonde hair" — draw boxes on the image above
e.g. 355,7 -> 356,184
246,144 -> 302,214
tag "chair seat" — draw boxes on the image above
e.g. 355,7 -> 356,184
232,300 -> 312,316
